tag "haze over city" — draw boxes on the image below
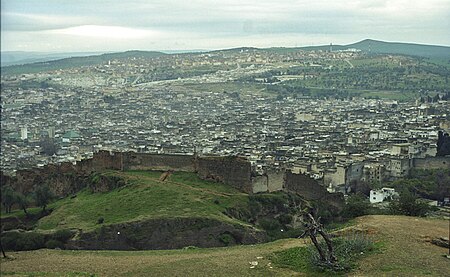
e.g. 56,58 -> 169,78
1,0 -> 450,52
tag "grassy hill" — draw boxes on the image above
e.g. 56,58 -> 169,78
34,170 -> 248,232
0,171 -> 249,231
1,215 -> 448,276
2,170 -> 308,251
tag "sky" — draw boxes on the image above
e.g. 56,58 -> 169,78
1,0 -> 449,52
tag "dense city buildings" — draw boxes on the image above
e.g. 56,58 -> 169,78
2,48 -> 449,193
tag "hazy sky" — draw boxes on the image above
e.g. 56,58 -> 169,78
1,0 -> 449,52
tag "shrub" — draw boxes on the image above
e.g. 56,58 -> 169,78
389,190 -> 432,217
343,193 -> 371,218
97,217 -> 105,224
309,236 -> 374,272
13,232 -> 46,251
278,214 -> 293,225
218,233 -> 235,246
52,229 -> 74,243
1,231 -> 21,250
272,236 -> 374,273
45,239 -> 64,249
259,218 -> 281,231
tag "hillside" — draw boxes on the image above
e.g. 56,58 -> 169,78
1,170 -> 307,250
2,39 -> 449,76
1,215 -> 448,276
1,50 -> 166,75
271,39 -> 450,58
348,39 -> 450,58
34,171 -> 247,232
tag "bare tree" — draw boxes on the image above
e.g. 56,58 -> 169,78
0,226 -> 6,258
299,212 -> 337,266
294,201 -> 338,269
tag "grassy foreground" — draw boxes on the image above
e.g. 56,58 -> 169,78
1,215 -> 449,276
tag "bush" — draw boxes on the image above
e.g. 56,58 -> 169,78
45,239 -> 64,249
278,214 -> 293,225
389,190 -> 432,217
343,193 -> 371,218
52,229 -> 73,243
309,236 -> 374,272
1,231 -> 21,250
271,236 -> 374,273
18,232 -> 46,251
259,218 -> 281,231
218,233 -> 235,246
97,217 -> 105,224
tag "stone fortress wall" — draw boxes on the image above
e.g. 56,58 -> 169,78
2,151 -> 446,202
412,156 -> 450,170
1,151 -> 329,201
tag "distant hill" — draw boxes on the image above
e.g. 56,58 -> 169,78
1,51 -> 109,67
1,50 -> 166,75
2,40 -> 449,75
298,39 -> 450,58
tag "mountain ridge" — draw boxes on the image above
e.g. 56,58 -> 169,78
2,39 -> 449,75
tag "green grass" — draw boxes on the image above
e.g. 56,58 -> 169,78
0,207 -> 43,219
271,237 -> 378,276
35,171 -> 249,231
271,246 -> 316,273
1,271 -> 97,276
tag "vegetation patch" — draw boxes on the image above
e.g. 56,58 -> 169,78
0,229 -> 74,251
271,236 -> 376,274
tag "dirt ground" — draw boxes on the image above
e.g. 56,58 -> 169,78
351,215 -> 450,276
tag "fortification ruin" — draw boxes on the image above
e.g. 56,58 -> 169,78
1,150 -> 340,203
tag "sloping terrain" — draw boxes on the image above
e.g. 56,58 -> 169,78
1,170 -> 307,250
35,170 -> 248,232
1,215 -> 448,276
1,50 -> 166,75
351,215 -> 450,276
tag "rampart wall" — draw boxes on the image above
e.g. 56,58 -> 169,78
1,151 -> 342,205
412,157 -> 450,170
197,156 -> 252,193
123,153 -> 195,172
283,171 -> 328,200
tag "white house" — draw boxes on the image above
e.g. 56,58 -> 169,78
370,188 -> 397,204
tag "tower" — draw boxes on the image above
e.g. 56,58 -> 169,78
330,43 -> 333,52
20,126 -> 28,140
48,126 -> 55,138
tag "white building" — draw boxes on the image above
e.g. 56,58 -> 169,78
370,187 -> 397,204
20,126 -> 28,140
